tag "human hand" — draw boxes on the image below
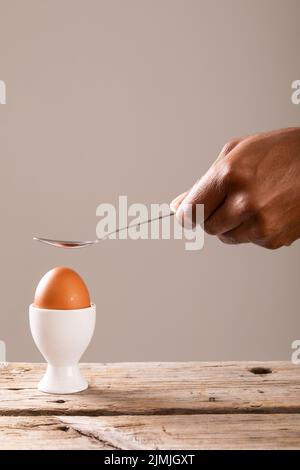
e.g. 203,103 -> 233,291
171,128 -> 300,249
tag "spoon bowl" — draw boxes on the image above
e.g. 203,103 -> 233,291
33,238 -> 97,249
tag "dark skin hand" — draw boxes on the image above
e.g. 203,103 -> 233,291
171,128 -> 300,249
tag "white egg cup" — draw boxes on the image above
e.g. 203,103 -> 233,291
29,304 -> 96,394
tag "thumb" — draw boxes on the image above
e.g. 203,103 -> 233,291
176,165 -> 227,227
170,191 -> 188,213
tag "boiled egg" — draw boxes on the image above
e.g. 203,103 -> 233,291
33,267 -> 91,310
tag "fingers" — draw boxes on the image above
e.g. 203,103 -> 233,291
170,130 -> 300,250
218,221 -> 252,245
216,138 -> 242,162
170,138 -> 243,228
175,163 -> 228,227
170,191 -> 188,213
204,197 -> 247,235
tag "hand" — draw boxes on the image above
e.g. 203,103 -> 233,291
171,128 -> 300,249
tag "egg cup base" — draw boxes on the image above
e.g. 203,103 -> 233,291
38,364 -> 88,394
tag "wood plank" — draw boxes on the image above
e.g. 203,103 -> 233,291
0,416 -> 110,450
0,362 -> 300,415
1,414 -> 300,450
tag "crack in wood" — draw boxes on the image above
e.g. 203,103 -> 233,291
1,405 -> 300,417
57,419 -> 122,450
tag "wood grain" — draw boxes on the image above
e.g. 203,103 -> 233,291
1,414 -> 300,450
0,416 -> 109,450
1,362 -> 299,449
0,362 -> 300,416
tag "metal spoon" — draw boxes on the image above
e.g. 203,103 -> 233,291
34,212 -> 175,249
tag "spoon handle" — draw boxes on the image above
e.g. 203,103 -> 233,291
100,212 -> 175,241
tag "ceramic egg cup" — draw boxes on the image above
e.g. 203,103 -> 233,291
29,304 -> 96,394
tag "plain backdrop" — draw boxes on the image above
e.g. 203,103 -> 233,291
0,0 -> 299,362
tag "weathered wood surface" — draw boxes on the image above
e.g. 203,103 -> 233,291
1,414 -> 300,450
0,416 -> 108,450
0,362 -> 300,449
1,362 -> 300,415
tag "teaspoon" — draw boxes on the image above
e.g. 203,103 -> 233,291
34,212 -> 175,249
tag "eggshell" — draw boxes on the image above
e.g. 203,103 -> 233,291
33,267 -> 91,310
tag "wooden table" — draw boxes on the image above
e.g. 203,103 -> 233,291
0,362 -> 300,449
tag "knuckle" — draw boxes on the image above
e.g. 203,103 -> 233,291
221,139 -> 240,156
234,195 -> 256,218
221,160 -> 235,182
221,159 -> 244,187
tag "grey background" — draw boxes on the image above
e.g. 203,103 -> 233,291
0,0 -> 299,362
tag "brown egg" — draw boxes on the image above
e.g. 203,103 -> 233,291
33,267 -> 91,310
